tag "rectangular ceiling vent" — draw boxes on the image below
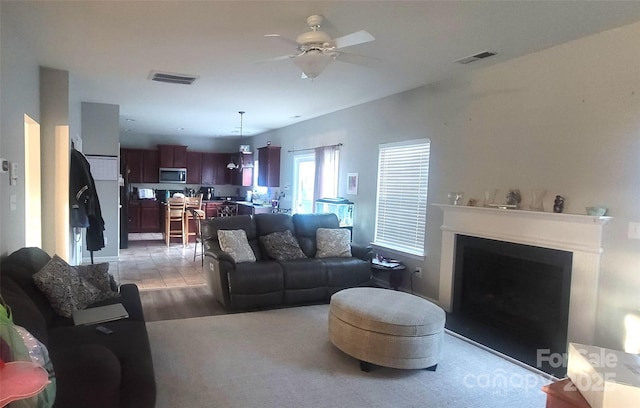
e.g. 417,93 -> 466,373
149,71 -> 199,85
454,51 -> 496,65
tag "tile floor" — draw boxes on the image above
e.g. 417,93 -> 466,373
110,235 -> 206,291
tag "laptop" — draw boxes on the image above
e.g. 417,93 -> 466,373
73,303 -> 129,326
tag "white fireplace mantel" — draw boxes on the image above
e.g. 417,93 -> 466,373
435,204 -> 612,346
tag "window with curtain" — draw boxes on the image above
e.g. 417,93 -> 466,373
374,139 -> 430,258
313,145 -> 339,202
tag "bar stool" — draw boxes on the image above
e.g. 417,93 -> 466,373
184,194 -> 205,245
165,197 -> 186,247
188,208 -> 206,266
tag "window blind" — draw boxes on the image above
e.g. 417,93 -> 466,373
374,139 -> 430,257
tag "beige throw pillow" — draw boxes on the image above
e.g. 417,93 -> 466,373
315,228 -> 352,258
217,229 -> 256,263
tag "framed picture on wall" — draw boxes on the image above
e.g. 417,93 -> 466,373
347,173 -> 358,195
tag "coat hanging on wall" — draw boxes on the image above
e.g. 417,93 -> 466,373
70,148 -> 105,263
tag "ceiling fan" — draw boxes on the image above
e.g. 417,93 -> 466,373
264,15 -> 375,79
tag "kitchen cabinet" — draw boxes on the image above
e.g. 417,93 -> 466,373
158,144 -> 187,168
142,149 -> 159,183
127,202 -> 141,232
128,201 -> 161,233
186,151 -> 202,184
231,153 -> 253,187
201,153 -> 215,185
122,149 -> 143,183
201,153 -> 231,185
139,201 -> 161,232
122,148 -> 158,183
213,153 -> 232,185
258,146 -> 281,187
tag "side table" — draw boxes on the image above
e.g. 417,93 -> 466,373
371,259 -> 406,290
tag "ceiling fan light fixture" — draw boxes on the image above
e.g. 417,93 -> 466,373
294,50 -> 333,79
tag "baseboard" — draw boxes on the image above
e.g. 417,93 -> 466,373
81,255 -> 119,263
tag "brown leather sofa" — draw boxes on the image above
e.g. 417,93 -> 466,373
202,213 -> 374,311
0,247 -> 156,408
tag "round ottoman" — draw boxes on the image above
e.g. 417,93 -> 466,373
329,287 -> 445,371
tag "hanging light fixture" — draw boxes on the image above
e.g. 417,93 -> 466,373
226,111 -> 245,170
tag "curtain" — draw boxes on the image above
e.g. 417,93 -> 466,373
313,145 -> 340,202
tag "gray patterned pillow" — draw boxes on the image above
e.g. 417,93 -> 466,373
260,230 -> 307,261
316,228 -> 352,258
33,255 -> 104,318
75,263 -> 120,302
217,229 -> 256,263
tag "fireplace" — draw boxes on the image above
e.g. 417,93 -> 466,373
435,204 -> 611,375
449,235 -> 572,376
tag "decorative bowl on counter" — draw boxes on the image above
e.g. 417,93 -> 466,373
586,206 -> 607,216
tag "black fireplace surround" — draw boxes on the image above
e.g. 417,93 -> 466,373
447,235 -> 572,377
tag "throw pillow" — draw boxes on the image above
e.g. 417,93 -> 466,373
32,255 -> 104,318
316,228 -> 352,258
259,230 -> 307,261
217,229 -> 256,263
75,263 -> 120,302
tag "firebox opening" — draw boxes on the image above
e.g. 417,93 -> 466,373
447,235 -> 572,377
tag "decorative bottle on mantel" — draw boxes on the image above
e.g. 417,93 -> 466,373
529,189 -> 546,212
506,189 -> 521,209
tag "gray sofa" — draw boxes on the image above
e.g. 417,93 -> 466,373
202,213 -> 374,310
0,247 -> 156,408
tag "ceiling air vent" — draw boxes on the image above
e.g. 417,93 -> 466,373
454,51 -> 496,65
149,71 -> 199,85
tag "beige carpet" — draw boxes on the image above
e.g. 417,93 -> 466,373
147,304 -> 550,408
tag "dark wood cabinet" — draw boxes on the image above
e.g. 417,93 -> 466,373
142,149 -> 159,183
127,202 -> 141,232
158,145 -> 187,168
122,148 -> 158,183
213,153 -> 231,185
201,153 -> 216,185
201,153 -> 230,185
128,201 -> 161,233
139,201 -> 161,232
231,153 -> 253,187
122,149 -> 143,183
124,146 -> 250,187
186,151 -> 203,184
258,146 -> 281,187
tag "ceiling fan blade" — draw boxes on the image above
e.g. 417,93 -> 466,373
332,30 -> 375,49
264,34 -> 300,48
255,51 -> 303,65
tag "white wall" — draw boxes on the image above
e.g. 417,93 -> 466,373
252,21 -> 640,350
0,4 -> 40,256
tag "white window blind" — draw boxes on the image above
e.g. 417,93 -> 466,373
374,139 -> 430,257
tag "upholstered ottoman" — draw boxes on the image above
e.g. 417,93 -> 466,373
329,287 -> 445,371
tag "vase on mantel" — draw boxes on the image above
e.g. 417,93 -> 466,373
529,189 -> 546,211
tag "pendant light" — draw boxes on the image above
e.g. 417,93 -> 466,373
226,111 -> 245,170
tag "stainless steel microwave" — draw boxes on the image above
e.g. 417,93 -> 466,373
159,168 -> 187,183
